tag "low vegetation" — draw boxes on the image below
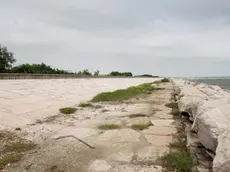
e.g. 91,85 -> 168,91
79,102 -> 93,107
59,107 -> 77,114
91,83 -> 156,102
165,102 -> 178,109
131,122 -> 152,130
161,150 -> 193,172
98,124 -> 121,130
0,154 -> 23,170
0,131 -> 37,170
161,78 -> 170,82
3,142 -> 36,153
129,113 -> 148,118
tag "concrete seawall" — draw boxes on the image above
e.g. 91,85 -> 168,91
0,73 -> 159,80
172,79 -> 230,172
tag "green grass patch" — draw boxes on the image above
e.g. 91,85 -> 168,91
129,114 -> 148,118
3,142 -> 36,153
79,102 -> 93,107
165,102 -> 178,109
131,122 -> 152,130
98,124 -> 121,130
91,83 -> 155,102
0,154 -> 23,170
59,107 -> 77,114
161,151 -> 193,172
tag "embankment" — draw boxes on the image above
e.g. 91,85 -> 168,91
172,79 -> 230,172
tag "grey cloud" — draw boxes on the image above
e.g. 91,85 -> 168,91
0,0 -> 230,76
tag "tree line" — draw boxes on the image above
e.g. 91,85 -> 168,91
0,44 -> 134,76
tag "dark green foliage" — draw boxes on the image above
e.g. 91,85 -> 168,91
0,45 -> 16,72
11,63 -> 71,74
59,107 -> 77,114
109,71 -> 133,77
91,83 -> 155,102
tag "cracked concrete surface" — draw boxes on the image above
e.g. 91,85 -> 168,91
0,79 -> 177,172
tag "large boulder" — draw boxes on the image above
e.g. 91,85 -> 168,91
178,96 -> 205,119
195,108 -> 229,152
213,130 -> 230,172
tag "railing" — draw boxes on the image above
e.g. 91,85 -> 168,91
0,73 -> 152,80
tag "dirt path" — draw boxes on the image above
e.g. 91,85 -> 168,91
2,82 -> 177,172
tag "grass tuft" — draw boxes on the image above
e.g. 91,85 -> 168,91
161,151 -> 193,172
165,102 -> 178,109
3,142 -> 36,153
131,122 -> 152,131
98,124 -> 121,130
59,107 -> 77,114
91,83 -> 156,102
79,102 -> 93,107
129,114 -> 148,118
161,78 -> 170,82
0,154 -> 23,170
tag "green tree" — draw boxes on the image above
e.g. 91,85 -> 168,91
0,44 -> 16,72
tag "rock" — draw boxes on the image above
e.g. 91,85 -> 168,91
195,108 -> 229,152
151,84 -> 156,88
213,130 -> 230,172
150,119 -> 175,127
136,146 -> 169,163
98,129 -> 140,142
178,96 -> 205,118
143,126 -> 177,136
108,144 -> 134,162
88,159 -> 112,172
109,164 -> 162,172
126,117 -> 151,127
144,135 -> 172,146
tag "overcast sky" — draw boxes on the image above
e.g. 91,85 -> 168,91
1,0 -> 230,77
